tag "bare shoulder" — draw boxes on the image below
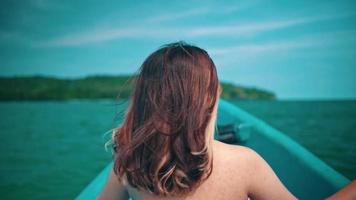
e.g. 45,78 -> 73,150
213,140 -> 296,199
212,140 -> 263,181
213,140 -> 261,165
212,140 -> 272,184
211,140 -> 267,196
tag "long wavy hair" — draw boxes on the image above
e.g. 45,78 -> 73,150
113,41 -> 220,196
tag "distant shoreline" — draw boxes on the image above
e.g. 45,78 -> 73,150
0,75 -> 276,101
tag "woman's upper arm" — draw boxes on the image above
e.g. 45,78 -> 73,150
97,168 -> 129,200
246,148 -> 297,200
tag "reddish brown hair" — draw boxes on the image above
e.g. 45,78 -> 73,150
113,42 -> 220,196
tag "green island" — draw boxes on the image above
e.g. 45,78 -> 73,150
0,75 -> 276,101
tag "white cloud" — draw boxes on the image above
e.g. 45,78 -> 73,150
209,29 -> 356,56
146,7 -> 211,23
37,10 -> 356,47
207,29 -> 356,68
146,1 -> 258,23
208,41 -> 312,56
185,18 -> 308,37
39,28 -> 142,47
36,19 -> 313,47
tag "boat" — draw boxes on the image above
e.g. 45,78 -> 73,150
76,99 -> 350,199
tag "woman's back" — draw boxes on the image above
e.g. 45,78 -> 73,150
122,140 -> 295,200
125,140 -> 249,200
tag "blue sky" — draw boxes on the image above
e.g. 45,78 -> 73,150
0,0 -> 356,99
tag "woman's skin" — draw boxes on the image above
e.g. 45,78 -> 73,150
98,92 -> 355,200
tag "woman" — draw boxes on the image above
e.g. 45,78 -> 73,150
98,42 -> 354,200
